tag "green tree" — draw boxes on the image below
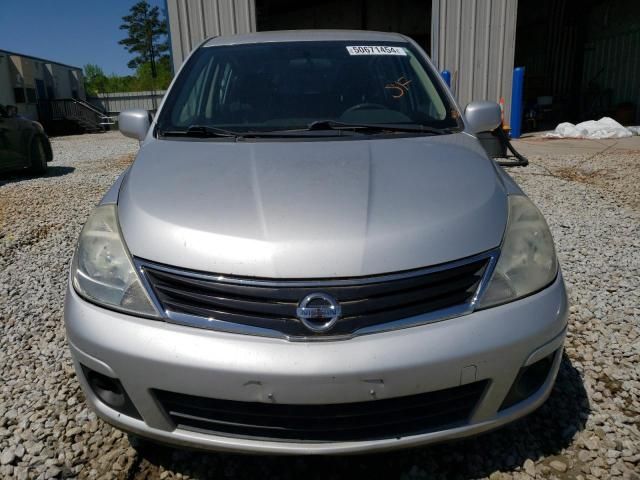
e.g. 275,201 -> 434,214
133,56 -> 173,91
83,64 -> 108,96
118,0 -> 169,82
106,74 -> 136,93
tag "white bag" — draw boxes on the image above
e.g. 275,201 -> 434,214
546,117 -> 633,139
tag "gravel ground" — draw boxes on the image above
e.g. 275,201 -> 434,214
0,132 -> 638,480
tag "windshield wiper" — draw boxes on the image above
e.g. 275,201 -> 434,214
158,125 -> 242,138
307,120 -> 452,135
158,125 -> 327,139
157,122 -> 453,139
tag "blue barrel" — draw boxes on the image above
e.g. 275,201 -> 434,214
441,70 -> 451,88
510,67 -> 525,138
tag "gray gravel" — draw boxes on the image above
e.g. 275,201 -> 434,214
0,132 -> 638,479
1,132 -> 139,480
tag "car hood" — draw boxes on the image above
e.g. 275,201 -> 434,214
118,133 -> 507,278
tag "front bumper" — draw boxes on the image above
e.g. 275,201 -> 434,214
64,274 -> 568,454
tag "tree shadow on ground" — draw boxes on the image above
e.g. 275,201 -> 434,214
0,166 -> 75,186
131,354 -> 589,480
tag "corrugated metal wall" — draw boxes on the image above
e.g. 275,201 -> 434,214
583,28 -> 640,108
87,91 -> 168,114
514,0 -> 582,120
545,0 -> 579,99
431,0 -> 518,122
165,0 -> 519,121
166,0 -> 256,71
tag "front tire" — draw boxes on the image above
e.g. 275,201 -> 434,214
29,135 -> 48,175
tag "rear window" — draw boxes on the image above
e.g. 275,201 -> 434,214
157,41 -> 460,133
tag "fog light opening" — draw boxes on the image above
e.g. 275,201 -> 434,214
500,350 -> 557,410
90,372 -> 126,407
81,365 -> 142,419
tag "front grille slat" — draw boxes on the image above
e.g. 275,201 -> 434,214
154,283 -> 297,317
148,269 -> 307,302
159,298 -> 295,326
339,273 -> 481,317
154,380 -> 488,442
145,259 -> 485,303
141,254 -> 491,338
329,292 -> 473,335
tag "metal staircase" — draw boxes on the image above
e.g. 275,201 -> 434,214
37,98 -> 115,134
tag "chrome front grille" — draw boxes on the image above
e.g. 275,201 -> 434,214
136,251 -> 497,340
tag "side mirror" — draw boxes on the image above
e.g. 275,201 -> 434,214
464,101 -> 501,134
119,109 -> 151,141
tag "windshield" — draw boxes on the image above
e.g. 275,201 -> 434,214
156,41 -> 461,135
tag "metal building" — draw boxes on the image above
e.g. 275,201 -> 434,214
431,0 -> 517,121
0,50 -> 85,120
166,0 -> 256,68
164,0 -> 517,120
164,0 -> 640,128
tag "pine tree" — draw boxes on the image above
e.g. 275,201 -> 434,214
118,1 -> 169,80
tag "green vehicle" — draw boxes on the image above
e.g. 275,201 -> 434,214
0,104 -> 53,174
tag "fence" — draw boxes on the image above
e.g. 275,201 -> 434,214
87,90 -> 167,115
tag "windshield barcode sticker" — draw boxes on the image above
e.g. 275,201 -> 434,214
346,46 -> 406,56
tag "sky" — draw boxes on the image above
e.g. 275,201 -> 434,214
0,0 -> 167,75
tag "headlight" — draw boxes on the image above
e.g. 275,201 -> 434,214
477,195 -> 558,308
72,204 -> 158,317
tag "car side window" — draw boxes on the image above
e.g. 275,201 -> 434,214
408,54 -> 447,120
371,56 -> 417,112
200,62 -> 234,122
368,54 -> 446,122
173,55 -> 218,126
200,62 -> 222,119
172,55 -> 237,127
218,63 -> 233,105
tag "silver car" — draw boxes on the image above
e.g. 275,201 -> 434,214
64,31 -> 567,454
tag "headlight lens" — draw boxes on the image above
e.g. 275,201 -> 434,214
478,195 -> 558,308
72,205 -> 158,316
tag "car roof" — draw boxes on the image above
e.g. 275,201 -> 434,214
202,30 -> 408,48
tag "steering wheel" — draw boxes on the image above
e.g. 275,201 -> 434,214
342,103 -> 388,115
